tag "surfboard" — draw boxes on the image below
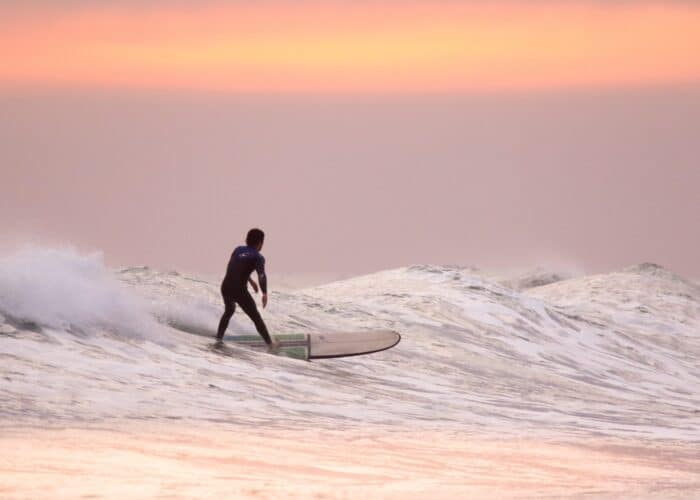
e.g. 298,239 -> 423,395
226,330 -> 401,361
165,318 -> 400,361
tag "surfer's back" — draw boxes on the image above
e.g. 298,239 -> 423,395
222,245 -> 265,289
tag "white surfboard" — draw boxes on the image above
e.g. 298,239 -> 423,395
166,319 -> 400,361
308,330 -> 401,359
227,330 -> 401,360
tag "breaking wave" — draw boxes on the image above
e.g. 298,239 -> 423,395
1,247 -> 698,440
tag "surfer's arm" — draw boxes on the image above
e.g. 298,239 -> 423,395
247,277 -> 259,294
256,256 -> 268,296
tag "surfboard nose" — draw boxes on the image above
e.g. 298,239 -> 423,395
309,329 -> 401,359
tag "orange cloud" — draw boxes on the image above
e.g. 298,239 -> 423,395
1,1 -> 699,92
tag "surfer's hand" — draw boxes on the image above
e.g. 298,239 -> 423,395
249,280 -> 259,293
262,293 -> 268,308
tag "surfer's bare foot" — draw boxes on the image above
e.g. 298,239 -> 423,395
268,338 -> 280,352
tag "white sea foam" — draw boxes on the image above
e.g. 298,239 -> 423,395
0,246 -> 155,338
1,248 -> 698,441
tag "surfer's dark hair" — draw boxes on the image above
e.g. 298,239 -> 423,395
246,228 -> 265,247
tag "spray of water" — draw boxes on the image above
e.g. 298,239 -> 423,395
0,245 -> 155,338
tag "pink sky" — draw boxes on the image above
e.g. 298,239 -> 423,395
1,1 -> 698,278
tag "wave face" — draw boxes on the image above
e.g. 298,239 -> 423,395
1,248 -> 699,439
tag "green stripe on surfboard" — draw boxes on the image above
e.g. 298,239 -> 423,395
228,333 -> 309,360
273,346 -> 308,360
230,333 -> 306,343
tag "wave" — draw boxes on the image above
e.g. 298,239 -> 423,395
0,246 -> 155,338
1,246 -> 698,440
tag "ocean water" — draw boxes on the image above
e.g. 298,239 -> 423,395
1,246 -> 699,441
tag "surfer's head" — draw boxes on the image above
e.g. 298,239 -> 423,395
246,228 -> 265,250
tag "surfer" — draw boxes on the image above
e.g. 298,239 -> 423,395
217,228 -> 279,350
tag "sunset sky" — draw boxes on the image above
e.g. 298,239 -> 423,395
3,1 -> 700,92
1,1 -> 699,278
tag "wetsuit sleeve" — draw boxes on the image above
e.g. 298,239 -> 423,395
256,255 -> 268,295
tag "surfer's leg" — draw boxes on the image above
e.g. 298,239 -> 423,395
216,298 -> 236,340
236,291 -> 272,345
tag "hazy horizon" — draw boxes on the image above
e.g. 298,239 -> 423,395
2,85 -> 699,279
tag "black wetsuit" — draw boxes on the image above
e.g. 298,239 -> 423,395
216,245 -> 271,343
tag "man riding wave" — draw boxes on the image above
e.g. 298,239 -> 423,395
217,228 -> 279,350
